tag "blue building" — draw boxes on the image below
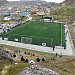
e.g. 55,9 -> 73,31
19,13 -> 28,17
47,5 -> 52,9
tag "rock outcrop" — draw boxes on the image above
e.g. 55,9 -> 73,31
18,65 -> 59,75
0,46 -> 14,62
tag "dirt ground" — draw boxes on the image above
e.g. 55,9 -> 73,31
68,24 -> 75,48
4,46 -> 75,75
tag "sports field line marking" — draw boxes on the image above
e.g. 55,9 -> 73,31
8,34 -> 52,40
61,23 -> 63,46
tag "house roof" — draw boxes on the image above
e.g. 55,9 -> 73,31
19,13 -> 27,17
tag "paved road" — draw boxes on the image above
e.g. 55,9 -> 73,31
0,37 -> 74,56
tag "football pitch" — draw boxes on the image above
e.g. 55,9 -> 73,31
0,21 -> 66,48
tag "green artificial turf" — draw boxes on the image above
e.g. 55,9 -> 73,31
0,21 -> 65,47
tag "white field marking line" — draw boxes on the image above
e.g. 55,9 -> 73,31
61,23 -> 63,46
8,34 -> 52,40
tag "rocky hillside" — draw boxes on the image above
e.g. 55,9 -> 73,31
62,0 -> 75,6
62,0 -> 75,47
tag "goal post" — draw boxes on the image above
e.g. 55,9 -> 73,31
21,37 -> 32,44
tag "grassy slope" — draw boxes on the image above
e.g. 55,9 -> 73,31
0,60 -> 29,75
0,44 -> 75,75
0,60 -> 11,75
5,63 -> 29,75
0,21 -> 65,47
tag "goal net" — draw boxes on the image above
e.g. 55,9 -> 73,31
21,37 -> 32,44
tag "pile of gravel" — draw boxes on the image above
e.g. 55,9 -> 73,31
18,65 -> 60,75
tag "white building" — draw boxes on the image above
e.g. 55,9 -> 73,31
44,16 -> 53,22
4,16 -> 12,21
